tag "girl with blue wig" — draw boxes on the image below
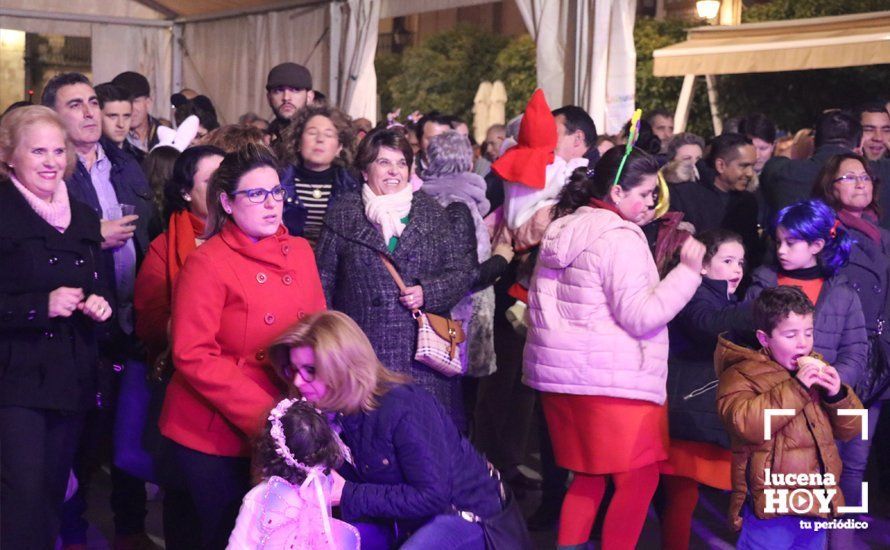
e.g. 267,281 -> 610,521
746,198 -> 868,389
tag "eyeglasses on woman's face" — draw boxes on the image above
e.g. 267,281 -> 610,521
833,173 -> 873,185
230,185 -> 287,203
283,361 -> 316,383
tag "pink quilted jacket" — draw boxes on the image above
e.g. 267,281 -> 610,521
523,206 -> 701,404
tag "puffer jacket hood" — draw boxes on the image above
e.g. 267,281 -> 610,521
714,333 -> 769,378
537,206 -> 629,270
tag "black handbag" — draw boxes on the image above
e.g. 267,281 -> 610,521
854,334 -> 890,407
476,486 -> 534,550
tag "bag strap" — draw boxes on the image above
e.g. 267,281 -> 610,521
379,254 -> 419,313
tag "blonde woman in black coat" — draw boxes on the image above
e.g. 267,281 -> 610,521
0,106 -> 111,549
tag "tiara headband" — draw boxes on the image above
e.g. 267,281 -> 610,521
268,397 -> 351,474
613,108 -> 643,187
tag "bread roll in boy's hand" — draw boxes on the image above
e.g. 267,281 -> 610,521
796,356 -> 825,372
795,356 -> 824,389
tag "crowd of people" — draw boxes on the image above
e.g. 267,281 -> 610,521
1,57 -> 889,550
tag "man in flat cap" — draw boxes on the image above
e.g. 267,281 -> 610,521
111,71 -> 163,155
266,62 -> 314,143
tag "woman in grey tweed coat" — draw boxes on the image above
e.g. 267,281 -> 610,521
315,128 -> 478,427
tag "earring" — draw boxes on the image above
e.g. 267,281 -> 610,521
182,193 -> 192,202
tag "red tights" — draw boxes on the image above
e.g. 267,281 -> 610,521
557,463 -> 659,549
659,475 -> 700,550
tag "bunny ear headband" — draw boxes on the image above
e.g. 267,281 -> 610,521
152,115 -> 200,153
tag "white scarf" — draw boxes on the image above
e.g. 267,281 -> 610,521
362,184 -> 413,245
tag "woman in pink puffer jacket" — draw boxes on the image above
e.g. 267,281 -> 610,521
524,147 -> 704,550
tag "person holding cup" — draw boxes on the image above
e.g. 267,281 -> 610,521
43,72 -> 161,549
0,105 -> 113,549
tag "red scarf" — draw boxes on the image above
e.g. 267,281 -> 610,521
166,210 -> 205,294
838,209 -> 882,244
588,197 -> 628,221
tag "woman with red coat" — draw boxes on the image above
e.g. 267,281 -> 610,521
158,145 -> 326,549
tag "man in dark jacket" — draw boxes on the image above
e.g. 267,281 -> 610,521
760,110 -> 890,227
670,133 -> 763,267
43,72 -> 160,550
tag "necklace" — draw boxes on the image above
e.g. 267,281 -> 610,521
295,176 -> 327,200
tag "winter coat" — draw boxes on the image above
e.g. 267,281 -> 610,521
667,278 -> 754,448
838,220 -> 890,400
422,173 -> 496,377
746,266 -> 868,388
315,191 -> 478,424
0,182 -> 108,412
669,172 -> 763,267
159,223 -> 326,457
338,384 -> 502,531
280,163 -> 360,238
716,336 -> 862,530
523,206 -> 701,403
838,222 -> 890,338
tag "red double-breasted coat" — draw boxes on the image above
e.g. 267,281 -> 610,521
159,222 -> 325,456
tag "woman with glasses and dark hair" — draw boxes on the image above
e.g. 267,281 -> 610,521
315,128 -> 478,428
812,152 -> 889,550
157,145 -> 326,548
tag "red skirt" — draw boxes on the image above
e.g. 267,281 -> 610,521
541,393 -> 668,474
660,439 -> 732,490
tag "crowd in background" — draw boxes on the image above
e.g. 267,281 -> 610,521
1,59 -> 890,550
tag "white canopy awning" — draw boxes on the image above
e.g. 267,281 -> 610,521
653,10 -> 890,77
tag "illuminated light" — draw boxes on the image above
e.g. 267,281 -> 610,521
696,0 -> 721,20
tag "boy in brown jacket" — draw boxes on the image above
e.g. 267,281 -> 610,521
716,286 -> 863,549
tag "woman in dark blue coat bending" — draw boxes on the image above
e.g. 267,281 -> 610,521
269,311 -> 530,550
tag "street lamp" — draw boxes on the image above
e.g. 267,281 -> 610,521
696,0 -> 721,20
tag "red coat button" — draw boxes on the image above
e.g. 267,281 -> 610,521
264,313 -> 275,325
282,244 -> 291,255
283,274 -> 293,285
256,272 -> 267,284
255,350 -> 266,361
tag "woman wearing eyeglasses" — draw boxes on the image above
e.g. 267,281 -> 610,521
812,153 -> 889,550
158,144 -> 326,549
